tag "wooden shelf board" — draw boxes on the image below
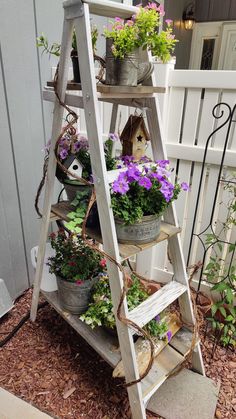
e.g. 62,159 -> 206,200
46,81 -> 165,97
41,290 -> 121,368
50,201 -> 181,260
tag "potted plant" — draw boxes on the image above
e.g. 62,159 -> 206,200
150,19 -> 178,64
104,4 -> 162,86
80,273 -> 171,342
110,158 -> 189,244
49,129 -> 118,201
47,230 -> 106,314
37,26 -> 98,83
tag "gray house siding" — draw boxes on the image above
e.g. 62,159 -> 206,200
196,0 -> 236,22
0,0 -> 62,299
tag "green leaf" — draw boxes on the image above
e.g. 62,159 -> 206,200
229,243 -> 235,253
211,304 -> 218,316
225,315 -> 234,322
219,306 -> 227,318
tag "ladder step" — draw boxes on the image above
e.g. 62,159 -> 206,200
141,343 -> 184,405
128,282 -> 187,331
63,0 -> 137,19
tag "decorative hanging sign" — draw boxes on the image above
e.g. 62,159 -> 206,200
120,114 -> 150,161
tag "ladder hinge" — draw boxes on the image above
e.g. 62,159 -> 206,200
64,0 -> 84,19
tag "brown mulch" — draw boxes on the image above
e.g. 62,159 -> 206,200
0,289 -> 235,419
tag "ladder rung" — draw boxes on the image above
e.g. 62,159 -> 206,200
128,281 -> 187,331
141,344 -> 184,405
63,0 -> 137,18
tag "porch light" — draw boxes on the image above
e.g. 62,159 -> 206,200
183,3 -> 195,30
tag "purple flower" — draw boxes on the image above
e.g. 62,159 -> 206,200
167,330 -> 172,342
121,155 -> 135,166
155,159 -> 169,168
165,19 -> 173,25
109,133 -> 119,142
181,182 -> 190,191
154,314 -> 160,322
160,180 -> 174,202
127,165 -> 141,182
140,156 -> 151,163
59,149 -> 68,160
112,176 -> 129,195
138,176 -> 152,190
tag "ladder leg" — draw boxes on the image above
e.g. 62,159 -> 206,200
30,17 -> 74,321
145,95 -> 205,375
72,4 -> 146,417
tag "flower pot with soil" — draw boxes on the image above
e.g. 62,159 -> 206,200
47,231 -> 106,314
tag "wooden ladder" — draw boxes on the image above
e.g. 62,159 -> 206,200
30,1 -> 205,418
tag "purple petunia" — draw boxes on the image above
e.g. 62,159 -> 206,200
112,175 -> 129,195
154,314 -> 161,322
59,148 -> 68,160
167,330 -> 172,342
155,159 -> 169,168
109,133 -> 119,142
181,182 -> 190,191
121,155 -> 135,166
127,164 -> 141,182
138,176 -> 152,190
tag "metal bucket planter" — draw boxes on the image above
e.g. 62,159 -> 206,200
105,38 -> 138,86
56,275 -> 98,315
115,214 -> 161,244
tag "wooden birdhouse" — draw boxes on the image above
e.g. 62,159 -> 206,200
63,155 -> 83,180
120,115 -> 150,161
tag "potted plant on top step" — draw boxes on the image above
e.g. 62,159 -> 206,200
103,3 -> 177,86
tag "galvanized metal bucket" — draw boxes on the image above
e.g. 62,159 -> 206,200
115,215 -> 161,244
105,38 -> 138,86
56,275 -> 98,315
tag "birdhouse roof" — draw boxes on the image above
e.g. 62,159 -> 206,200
63,154 -> 84,169
120,115 -> 150,143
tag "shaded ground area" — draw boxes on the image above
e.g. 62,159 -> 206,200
0,289 -> 235,419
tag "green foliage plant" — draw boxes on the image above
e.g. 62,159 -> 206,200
47,230 -> 104,283
37,25 -> 98,57
203,173 -> 236,348
103,3 -> 178,62
80,274 -> 170,340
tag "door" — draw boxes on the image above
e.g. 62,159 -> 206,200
218,22 -> 236,69
189,22 -> 222,69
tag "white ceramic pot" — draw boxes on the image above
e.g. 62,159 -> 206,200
31,243 -> 58,292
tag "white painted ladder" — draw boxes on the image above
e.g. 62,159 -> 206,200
30,1 -> 205,418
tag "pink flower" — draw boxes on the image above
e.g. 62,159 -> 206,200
115,25 -> 123,31
147,2 -> 158,11
126,20 -> 134,27
115,17 -> 123,22
165,19 -> 173,25
76,280 -> 83,285
157,4 -> 165,16
100,258 -> 107,268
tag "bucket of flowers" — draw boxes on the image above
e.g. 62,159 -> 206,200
47,230 -> 106,314
103,3 -> 178,86
110,157 -> 189,244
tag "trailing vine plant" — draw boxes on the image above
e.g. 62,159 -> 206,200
203,172 -> 236,348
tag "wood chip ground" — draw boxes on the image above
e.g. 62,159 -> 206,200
0,289 -> 235,419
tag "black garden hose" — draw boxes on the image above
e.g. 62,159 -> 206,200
0,301 -> 48,348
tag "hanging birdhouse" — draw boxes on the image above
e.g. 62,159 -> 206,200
120,115 -> 150,161
63,155 -> 84,180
